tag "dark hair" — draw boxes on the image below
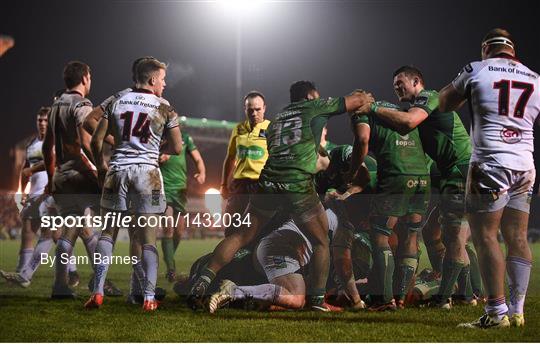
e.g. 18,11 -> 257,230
393,65 -> 424,85
482,28 -> 514,51
63,61 -> 90,89
135,58 -> 167,85
289,80 -> 317,103
37,107 -> 51,117
243,90 -> 265,104
132,56 -> 155,83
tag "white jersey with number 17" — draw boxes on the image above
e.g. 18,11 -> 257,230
104,88 -> 178,168
452,55 -> 540,171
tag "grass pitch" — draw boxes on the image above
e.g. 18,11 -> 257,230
0,238 -> 539,342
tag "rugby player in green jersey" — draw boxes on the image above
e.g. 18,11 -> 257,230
358,66 -> 473,308
188,81 -> 374,311
159,131 -> 206,282
350,100 -> 430,310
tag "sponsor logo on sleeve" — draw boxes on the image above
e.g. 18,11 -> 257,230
414,96 -> 428,106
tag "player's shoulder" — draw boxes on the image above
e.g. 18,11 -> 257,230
461,60 -> 488,75
72,94 -> 93,109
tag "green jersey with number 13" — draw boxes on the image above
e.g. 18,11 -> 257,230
261,97 -> 346,183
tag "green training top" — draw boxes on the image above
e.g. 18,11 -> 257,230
261,97 -> 346,183
411,89 -> 471,173
160,132 -> 197,190
352,101 -> 428,177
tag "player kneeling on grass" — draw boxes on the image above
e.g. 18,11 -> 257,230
85,57 -> 182,312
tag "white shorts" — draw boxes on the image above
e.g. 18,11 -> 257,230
101,164 -> 166,214
466,162 -> 535,213
256,228 -> 309,281
38,196 -> 57,217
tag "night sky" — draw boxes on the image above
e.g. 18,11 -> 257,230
1,0 -> 539,191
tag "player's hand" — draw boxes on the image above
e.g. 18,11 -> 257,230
324,190 -> 341,202
20,193 -> 28,207
354,102 -> 373,116
159,154 -> 170,164
194,172 -> 205,185
351,90 -> 375,105
220,184 -> 229,200
21,167 -> 33,178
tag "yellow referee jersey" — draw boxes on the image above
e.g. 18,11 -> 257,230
227,119 -> 270,180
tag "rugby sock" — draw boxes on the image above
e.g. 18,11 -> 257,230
130,260 -> 146,296
93,236 -> 114,295
67,258 -> 77,273
232,284 -> 282,304
397,257 -> 418,300
456,264 -> 473,300
161,238 -> 176,272
16,248 -> 34,273
54,238 -> 73,288
373,246 -> 394,303
20,238 -> 53,281
485,296 -> 508,321
466,242 -> 483,296
173,236 -> 180,252
438,259 -> 464,302
425,239 -> 445,274
142,244 -> 159,301
308,288 -> 326,306
82,233 -> 98,269
506,256 -> 531,316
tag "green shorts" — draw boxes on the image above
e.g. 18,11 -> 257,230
371,175 -> 430,217
438,164 -> 467,227
250,179 -> 322,222
165,188 -> 187,213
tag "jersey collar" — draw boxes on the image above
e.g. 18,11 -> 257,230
494,52 -> 520,62
65,90 -> 83,97
132,87 -> 155,95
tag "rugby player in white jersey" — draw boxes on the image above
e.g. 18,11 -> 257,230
43,61 -> 102,299
0,108 -> 72,286
85,57 -> 182,312
439,28 -> 540,328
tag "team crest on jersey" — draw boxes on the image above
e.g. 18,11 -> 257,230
500,127 -> 522,144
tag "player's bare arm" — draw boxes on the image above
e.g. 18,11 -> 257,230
344,90 -> 375,112
346,122 -> 370,197
220,153 -> 235,199
91,116 -> 109,186
83,106 -> 115,145
438,83 -> 467,112
161,126 -> 183,155
189,149 -> 206,185
332,229 -> 363,308
371,105 -> 427,135
42,119 -> 55,194
22,161 -> 45,178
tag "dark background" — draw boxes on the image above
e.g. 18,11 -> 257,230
1,0 -> 539,194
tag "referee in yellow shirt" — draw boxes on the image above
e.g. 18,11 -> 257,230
220,91 -> 269,233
